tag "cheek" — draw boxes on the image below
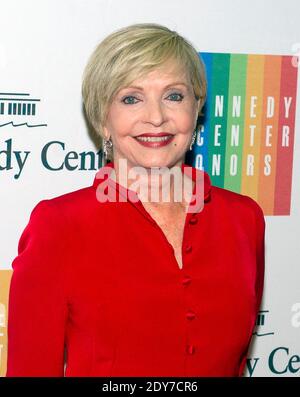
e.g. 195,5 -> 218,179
176,111 -> 196,134
107,112 -> 134,139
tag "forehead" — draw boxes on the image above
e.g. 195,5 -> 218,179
127,61 -> 191,87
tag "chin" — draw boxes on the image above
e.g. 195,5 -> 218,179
136,156 -> 183,170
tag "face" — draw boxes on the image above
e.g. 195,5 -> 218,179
102,61 -> 201,170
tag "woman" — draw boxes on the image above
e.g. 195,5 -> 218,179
6,23 -> 265,377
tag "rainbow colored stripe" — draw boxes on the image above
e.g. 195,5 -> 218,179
191,53 -> 298,216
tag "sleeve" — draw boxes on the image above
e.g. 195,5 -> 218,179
238,198 -> 266,377
253,202 -> 265,315
6,200 -> 69,377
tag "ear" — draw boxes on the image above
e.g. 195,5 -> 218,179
102,124 -> 110,140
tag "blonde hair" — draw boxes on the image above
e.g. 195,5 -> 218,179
82,23 -> 207,160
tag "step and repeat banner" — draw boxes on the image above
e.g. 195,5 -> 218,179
1,0 -> 300,377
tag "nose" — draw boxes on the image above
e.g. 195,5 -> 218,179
144,98 -> 167,126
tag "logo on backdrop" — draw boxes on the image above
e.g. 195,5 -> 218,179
246,346 -> 300,377
245,307 -> 300,377
189,53 -> 298,215
0,91 -> 103,179
0,92 -> 47,128
253,309 -> 275,337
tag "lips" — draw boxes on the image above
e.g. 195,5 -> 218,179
136,132 -> 173,137
134,133 -> 175,148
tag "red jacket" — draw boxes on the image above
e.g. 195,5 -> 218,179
6,162 -> 265,377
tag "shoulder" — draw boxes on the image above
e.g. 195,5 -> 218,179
30,183 -> 99,224
211,185 -> 264,216
18,183 -> 98,256
210,185 -> 265,233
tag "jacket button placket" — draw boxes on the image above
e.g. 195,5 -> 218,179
182,213 -> 199,373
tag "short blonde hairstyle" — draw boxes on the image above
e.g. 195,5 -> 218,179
82,23 -> 207,159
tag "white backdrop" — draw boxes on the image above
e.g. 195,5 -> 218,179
0,0 -> 300,377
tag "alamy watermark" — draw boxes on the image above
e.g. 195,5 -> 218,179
95,159 -> 205,213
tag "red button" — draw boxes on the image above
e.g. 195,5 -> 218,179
186,311 -> 196,320
189,216 -> 198,225
186,345 -> 196,355
182,276 -> 192,286
185,244 -> 192,253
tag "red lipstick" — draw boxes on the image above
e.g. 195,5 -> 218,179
134,133 -> 174,148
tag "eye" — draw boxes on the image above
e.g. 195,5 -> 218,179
121,95 -> 140,105
167,92 -> 184,101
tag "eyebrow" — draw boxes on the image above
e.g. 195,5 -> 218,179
122,82 -> 189,91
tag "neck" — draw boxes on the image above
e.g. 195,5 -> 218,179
111,157 -> 194,208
